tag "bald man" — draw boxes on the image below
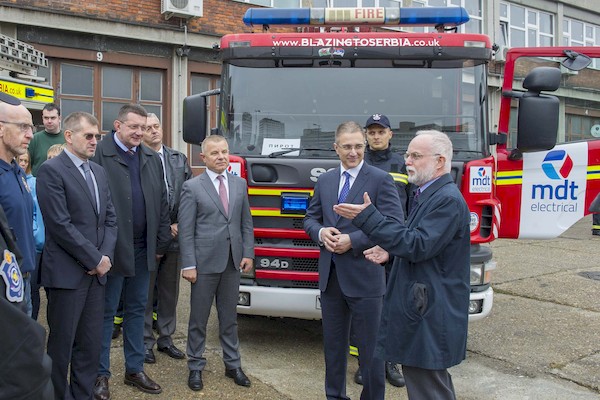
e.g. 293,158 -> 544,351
0,99 -> 36,316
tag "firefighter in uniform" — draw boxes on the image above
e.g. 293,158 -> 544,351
0,90 -> 53,400
350,113 -> 408,388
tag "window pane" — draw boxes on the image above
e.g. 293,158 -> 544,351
540,36 -> 553,46
38,65 -> 51,85
61,64 -> 93,96
528,29 -> 537,46
428,0 -> 446,7
597,27 -> 600,44
464,0 -> 481,18
510,5 -> 525,28
500,3 -> 507,19
586,25 -> 594,39
333,0 -> 357,6
510,28 -> 526,47
539,13 -> 552,34
143,104 -> 161,120
465,19 -> 481,34
527,11 -> 536,26
140,71 -> 162,102
61,99 -> 93,119
277,0 -> 299,7
102,67 -> 132,99
101,102 -> 128,132
191,75 -> 210,95
571,21 -> 584,42
379,0 -> 397,6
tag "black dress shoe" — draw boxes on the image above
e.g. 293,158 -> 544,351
111,323 -> 121,340
93,375 -> 110,400
158,344 -> 185,359
188,370 -> 203,391
385,361 -> 406,387
225,367 -> 251,387
124,371 -> 162,394
354,368 -> 363,385
144,348 -> 156,364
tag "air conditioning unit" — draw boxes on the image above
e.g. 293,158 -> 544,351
494,45 -> 509,63
161,0 -> 203,19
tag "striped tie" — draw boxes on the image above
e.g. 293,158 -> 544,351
338,172 -> 351,203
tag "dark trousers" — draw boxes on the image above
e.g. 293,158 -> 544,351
31,252 -> 43,320
321,265 -> 385,400
144,250 -> 180,349
402,365 -> 456,400
99,247 -> 150,376
46,276 -> 104,400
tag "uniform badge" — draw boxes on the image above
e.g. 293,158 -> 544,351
0,249 -> 23,303
22,176 -> 31,193
372,114 -> 382,121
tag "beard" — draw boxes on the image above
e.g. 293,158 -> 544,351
407,163 -> 436,186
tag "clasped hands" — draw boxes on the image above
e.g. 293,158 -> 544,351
332,192 -> 390,265
88,255 -> 112,277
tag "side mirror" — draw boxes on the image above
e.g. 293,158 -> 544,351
182,88 -> 221,145
515,67 -> 560,154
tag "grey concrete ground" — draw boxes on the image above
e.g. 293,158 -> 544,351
38,215 -> 600,399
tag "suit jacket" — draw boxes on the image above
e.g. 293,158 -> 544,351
91,132 -> 171,276
163,145 -> 193,224
178,171 -> 254,273
303,163 -> 403,298
353,173 -> 471,369
37,151 -> 118,288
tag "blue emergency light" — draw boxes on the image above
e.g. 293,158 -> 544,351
243,7 -> 469,27
281,193 -> 311,214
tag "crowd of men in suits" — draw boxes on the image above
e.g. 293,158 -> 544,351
0,89 -> 470,400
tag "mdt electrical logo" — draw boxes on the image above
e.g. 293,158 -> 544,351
532,149 -> 578,201
469,166 -> 491,193
477,167 -> 487,177
541,150 -> 573,180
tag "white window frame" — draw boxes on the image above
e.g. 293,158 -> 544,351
499,2 -> 554,47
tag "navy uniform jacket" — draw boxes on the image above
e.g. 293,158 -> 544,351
0,160 -> 35,273
365,146 -> 410,217
353,173 -> 470,369
304,163 -> 403,297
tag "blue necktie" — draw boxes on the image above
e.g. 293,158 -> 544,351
338,172 -> 351,203
410,188 -> 421,214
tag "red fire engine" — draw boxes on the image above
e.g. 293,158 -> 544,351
183,7 -> 600,321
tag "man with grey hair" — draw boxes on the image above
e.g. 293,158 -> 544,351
334,130 -> 470,400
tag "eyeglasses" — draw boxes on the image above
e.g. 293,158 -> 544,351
403,152 -> 441,161
119,121 -> 146,132
337,143 -> 366,152
83,133 -> 103,141
0,121 -> 35,133
145,124 -> 161,131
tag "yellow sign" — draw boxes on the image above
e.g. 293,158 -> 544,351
0,79 -> 54,103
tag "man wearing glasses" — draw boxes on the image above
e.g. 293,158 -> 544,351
0,94 -> 36,316
334,130 -> 470,400
37,112 -> 117,400
304,121 -> 403,400
92,104 -> 171,399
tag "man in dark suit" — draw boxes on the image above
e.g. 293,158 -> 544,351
334,130 -> 471,400
179,135 -> 254,392
142,113 -> 192,363
92,104 -> 171,399
37,112 -> 118,400
304,121 -> 403,400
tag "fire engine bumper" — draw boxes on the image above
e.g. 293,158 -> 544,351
237,286 -> 322,320
468,286 -> 494,322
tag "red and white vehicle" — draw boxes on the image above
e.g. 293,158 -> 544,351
183,7 -> 600,321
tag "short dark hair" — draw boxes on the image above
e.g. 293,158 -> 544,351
117,104 -> 147,122
43,103 -> 60,115
335,121 -> 365,142
63,111 -> 99,132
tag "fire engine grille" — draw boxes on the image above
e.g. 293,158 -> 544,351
252,217 -> 305,230
255,279 -> 319,289
292,239 -> 318,247
256,257 -> 318,273
254,238 -> 317,248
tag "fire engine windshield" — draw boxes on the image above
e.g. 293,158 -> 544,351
221,63 -> 488,160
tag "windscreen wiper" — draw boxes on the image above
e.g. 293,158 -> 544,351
268,147 -> 335,158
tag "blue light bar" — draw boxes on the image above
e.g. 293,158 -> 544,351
243,7 -> 469,27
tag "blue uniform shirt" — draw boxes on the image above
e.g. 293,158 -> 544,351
0,159 -> 35,273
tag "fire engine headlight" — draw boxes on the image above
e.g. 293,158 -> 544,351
470,260 -> 496,285
238,292 -> 250,306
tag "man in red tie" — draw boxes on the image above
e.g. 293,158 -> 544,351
178,135 -> 254,392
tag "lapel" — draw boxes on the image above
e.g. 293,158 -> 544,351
59,152 -> 98,215
407,173 -> 453,225
344,164 -> 369,205
200,172 -> 228,219
226,173 -> 236,220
